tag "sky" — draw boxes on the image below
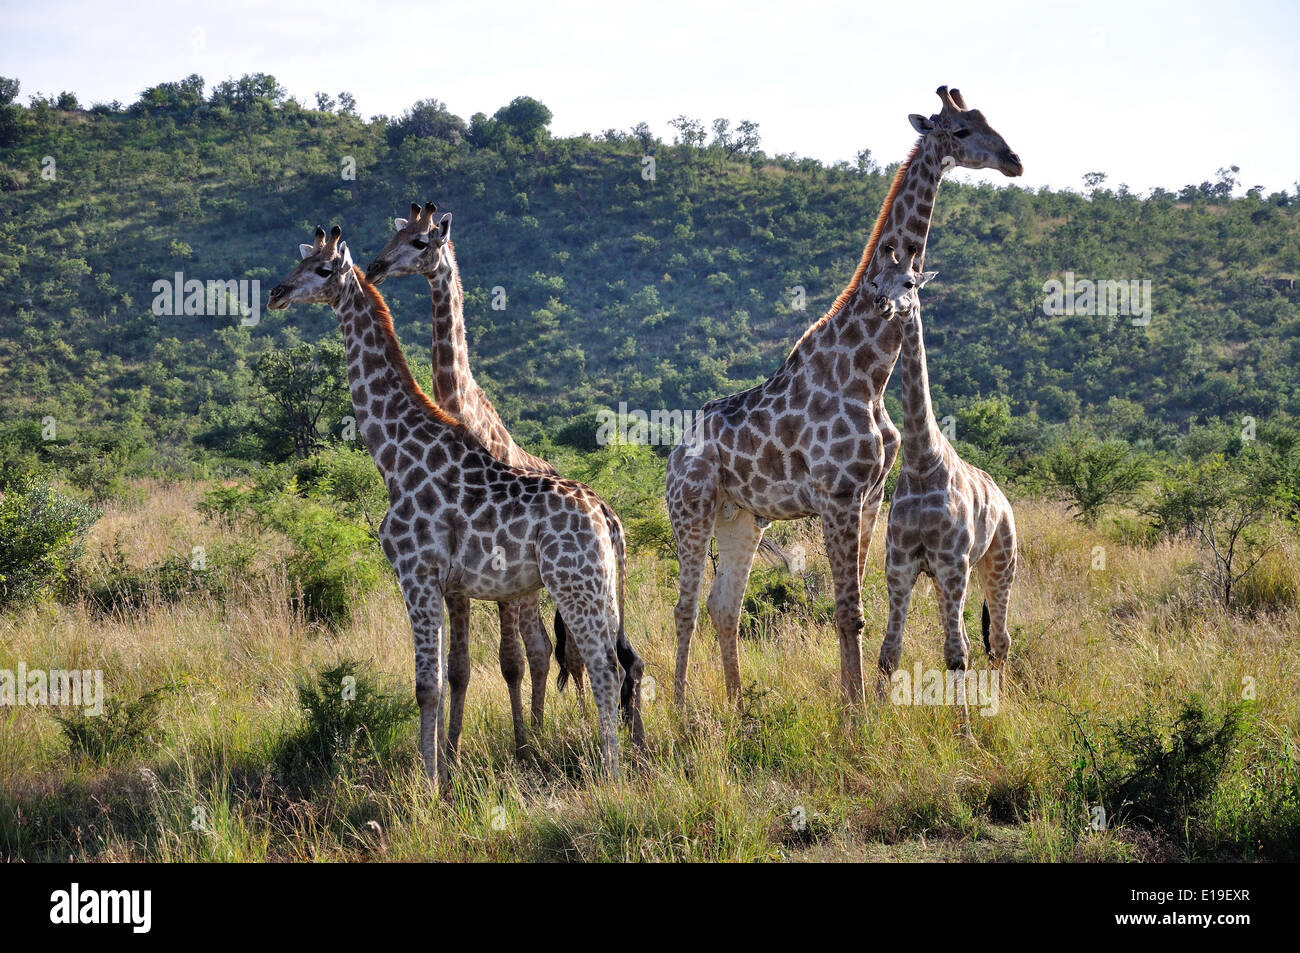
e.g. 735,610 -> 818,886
2,0 -> 1297,195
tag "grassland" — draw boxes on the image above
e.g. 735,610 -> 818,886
2,481 -> 1298,862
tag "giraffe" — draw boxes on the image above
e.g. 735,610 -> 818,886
267,225 -> 644,784
366,201 -> 583,764
667,86 -> 1022,706
867,254 -> 1017,725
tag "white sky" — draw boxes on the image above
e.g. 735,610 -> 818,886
2,0 -> 1297,194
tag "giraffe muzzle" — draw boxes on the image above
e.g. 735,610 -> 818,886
365,260 -> 389,284
267,285 -> 290,310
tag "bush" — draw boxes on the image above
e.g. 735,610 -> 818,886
0,476 -> 98,606
274,659 -> 416,782
740,566 -> 833,639
55,685 -> 174,763
1069,696 -> 1247,848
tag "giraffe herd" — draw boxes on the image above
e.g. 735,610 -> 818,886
265,85 -> 1022,786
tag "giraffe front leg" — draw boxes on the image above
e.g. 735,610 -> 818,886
401,576 -> 447,788
496,600 -> 529,757
878,555 -> 918,700
444,592 -> 471,766
821,503 -> 869,706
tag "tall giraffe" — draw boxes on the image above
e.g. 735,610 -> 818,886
267,226 -> 644,784
667,86 -> 1021,705
867,255 -> 1016,724
366,202 -> 582,763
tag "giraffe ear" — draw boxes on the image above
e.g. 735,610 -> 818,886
394,218 -> 408,231
337,240 -> 353,269
437,213 -> 452,240
298,243 -> 315,260
918,271 -> 938,288
909,114 -> 935,135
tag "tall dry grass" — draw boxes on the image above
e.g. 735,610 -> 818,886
2,488 -> 1297,861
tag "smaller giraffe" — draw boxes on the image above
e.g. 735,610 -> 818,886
267,226 -> 644,783
868,254 -> 1016,725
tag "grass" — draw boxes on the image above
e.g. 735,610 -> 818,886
1,480 -> 1297,861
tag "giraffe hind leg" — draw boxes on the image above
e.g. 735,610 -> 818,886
706,504 -> 765,702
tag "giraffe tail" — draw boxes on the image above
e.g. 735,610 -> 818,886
609,511 -> 643,728
554,609 -> 570,691
981,601 -> 992,657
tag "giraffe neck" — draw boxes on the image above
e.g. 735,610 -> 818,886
897,309 -> 946,472
866,138 -> 945,280
784,137 -> 948,397
424,242 -> 473,416
334,266 -> 461,472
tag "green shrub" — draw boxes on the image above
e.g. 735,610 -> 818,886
740,566 -> 833,639
54,685 -> 174,763
274,658 -> 416,782
0,475 -> 98,606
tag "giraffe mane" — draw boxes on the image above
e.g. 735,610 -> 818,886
786,139 -> 921,356
353,266 -> 471,435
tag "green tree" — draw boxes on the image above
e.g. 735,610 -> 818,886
253,341 -> 350,461
1040,434 -> 1150,526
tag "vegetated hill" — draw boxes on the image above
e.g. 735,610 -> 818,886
1,74 -> 1297,464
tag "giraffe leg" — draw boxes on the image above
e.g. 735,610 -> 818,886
399,574 -> 447,787
667,453 -> 719,704
821,503 -> 869,705
551,588 -> 623,778
877,554 -> 918,699
496,600 -> 529,757
443,592 -> 471,765
514,591 -> 552,732
857,491 -> 885,588
934,559 -> 973,731
706,505 -> 764,703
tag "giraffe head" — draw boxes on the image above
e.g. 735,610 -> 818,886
267,225 -> 355,310
868,253 -> 935,327
365,201 -> 452,284
909,86 -> 1023,178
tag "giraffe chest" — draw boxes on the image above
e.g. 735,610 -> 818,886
380,489 -> 544,601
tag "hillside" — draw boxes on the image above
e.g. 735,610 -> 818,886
1,75 -> 1299,469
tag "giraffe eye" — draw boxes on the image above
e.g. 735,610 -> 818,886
315,267 -> 332,277
904,280 -> 915,290
953,129 -> 972,140
411,238 -> 429,249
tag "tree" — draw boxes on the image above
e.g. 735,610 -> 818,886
1148,454 -> 1291,609
253,342 -> 350,461
493,95 -> 552,142
1040,434 -> 1150,526
0,76 -> 21,146
631,121 -> 655,153
388,97 -> 466,145
669,114 -> 706,148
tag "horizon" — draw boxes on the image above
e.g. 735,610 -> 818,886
1,0 -> 1297,196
